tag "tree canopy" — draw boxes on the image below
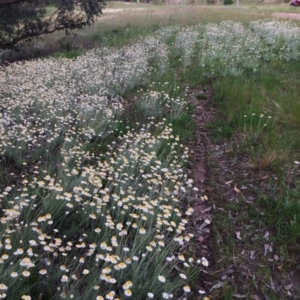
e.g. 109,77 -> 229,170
0,0 -> 105,50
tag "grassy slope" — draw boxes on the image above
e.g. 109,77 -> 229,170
1,3 -> 300,299
206,59 -> 300,298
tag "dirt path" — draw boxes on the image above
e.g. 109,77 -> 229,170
184,85 -> 217,294
187,82 -> 300,298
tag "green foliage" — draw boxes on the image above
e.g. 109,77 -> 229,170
223,0 -> 234,5
0,0 -> 105,50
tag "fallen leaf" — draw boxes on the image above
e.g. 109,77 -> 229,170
250,251 -> 256,260
204,218 -> 212,224
236,231 -> 242,240
264,244 -> 270,256
225,180 -> 233,185
284,284 -> 293,290
233,294 -> 246,298
202,206 -> 212,213
277,265 -> 283,271
270,276 -> 275,291
261,175 -> 269,180
221,274 -> 227,281
234,185 -> 241,194
210,282 -> 224,290
224,269 -> 234,275
263,231 -> 269,239
225,149 -> 233,153
274,255 -> 279,261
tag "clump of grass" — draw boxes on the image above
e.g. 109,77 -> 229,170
206,119 -> 235,141
250,148 -> 287,170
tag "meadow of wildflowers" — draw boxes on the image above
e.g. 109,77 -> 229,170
1,19 -> 300,299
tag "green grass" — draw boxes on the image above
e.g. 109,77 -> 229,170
206,119 -> 235,140
210,58 -> 300,167
255,195 -> 300,244
170,113 -> 197,141
203,27 -> 300,300
57,49 -> 83,59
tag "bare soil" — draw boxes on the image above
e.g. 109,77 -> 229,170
184,85 -> 217,294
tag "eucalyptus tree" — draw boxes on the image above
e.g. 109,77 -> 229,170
0,0 -> 105,49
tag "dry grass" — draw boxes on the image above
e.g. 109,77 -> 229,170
2,2 -> 297,63
250,149 -> 287,170
39,5 -> 269,46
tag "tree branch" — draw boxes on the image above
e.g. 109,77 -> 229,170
1,26 -> 64,48
0,0 -> 105,50
0,0 -> 34,5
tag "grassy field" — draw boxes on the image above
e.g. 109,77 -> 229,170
1,3 -> 300,300
2,2 -> 300,62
